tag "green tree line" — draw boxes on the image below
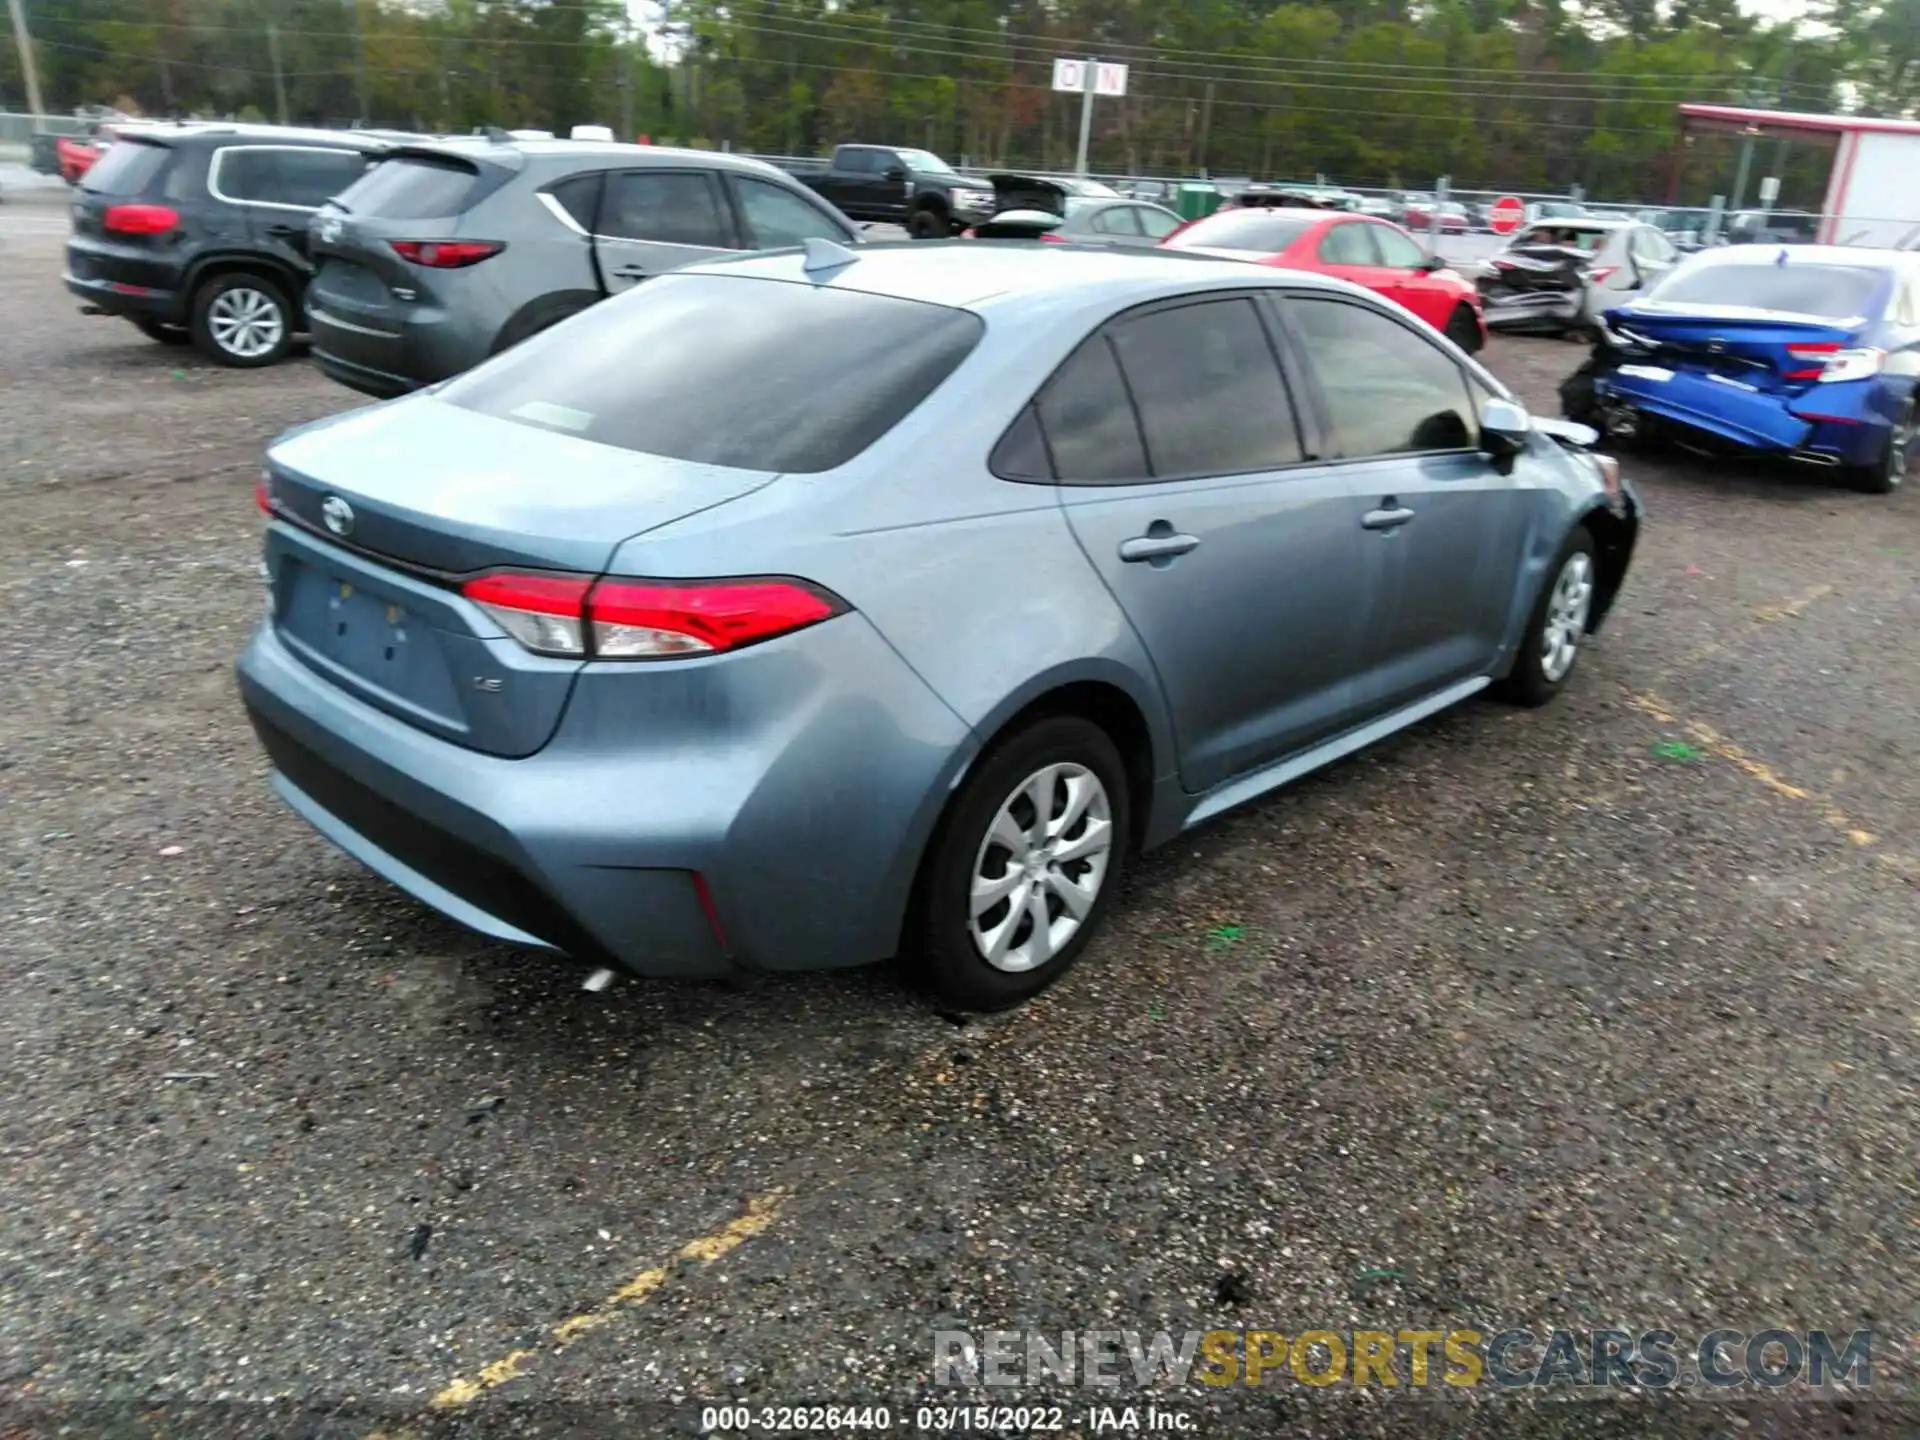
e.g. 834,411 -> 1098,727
3,0 -> 1915,201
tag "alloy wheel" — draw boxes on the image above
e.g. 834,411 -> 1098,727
1541,551 -> 1594,684
207,286 -> 285,360
969,762 -> 1114,973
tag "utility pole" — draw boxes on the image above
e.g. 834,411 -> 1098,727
351,0 -> 370,125
7,0 -> 45,118
267,22 -> 289,125
619,5 -> 636,141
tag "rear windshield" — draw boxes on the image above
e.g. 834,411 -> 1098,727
1649,263 -> 1887,320
82,140 -> 172,196
438,274 -> 985,473
332,154 -> 481,219
1164,210 -> 1314,253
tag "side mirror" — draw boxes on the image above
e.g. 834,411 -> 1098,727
1480,397 -> 1532,456
1419,253 -> 1447,272
882,165 -> 908,182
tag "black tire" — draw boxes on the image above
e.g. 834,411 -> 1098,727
1443,304 -> 1482,354
1500,527 -> 1596,708
909,715 -> 1131,1012
189,272 -> 294,368
131,318 -> 192,345
1845,401 -> 1912,495
907,206 -> 949,240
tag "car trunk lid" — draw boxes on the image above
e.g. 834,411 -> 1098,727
307,150 -> 501,339
985,173 -> 1067,217
1483,244 -> 1593,294
1605,305 -> 1861,391
264,397 -> 779,757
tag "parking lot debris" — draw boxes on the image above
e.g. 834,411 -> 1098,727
465,1095 -> 506,1124
1205,925 -> 1245,950
1651,741 -> 1703,763
582,967 -> 614,991
1213,1269 -> 1255,1306
410,1223 -> 433,1261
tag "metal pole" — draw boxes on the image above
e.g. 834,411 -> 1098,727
1073,55 -> 1096,178
1195,79 -> 1214,174
6,0 -> 45,118
1429,173 -> 1446,242
1704,193 -> 1725,245
1729,135 -> 1755,215
268,22 -> 290,125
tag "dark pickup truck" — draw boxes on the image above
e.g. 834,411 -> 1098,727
781,145 -> 999,238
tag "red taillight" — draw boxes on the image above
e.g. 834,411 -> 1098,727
388,240 -> 504,269
588,578 -> 842,657
254,476 -> 274,515
1039,232 -> 1068,243
102,203 -> 180,235
460,573 -> 845,660
463,572 -> 594,656
1587,265 -> 1618,284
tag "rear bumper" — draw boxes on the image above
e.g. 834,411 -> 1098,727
1481,286 -> 1583,330
65,270 -> 185,323
1596,369 -> 1888,463
308,300 -> 479,400
236,609 -> 975,979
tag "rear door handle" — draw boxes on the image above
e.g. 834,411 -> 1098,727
612,265 -> 649,279
1362,506 -> 1416,530
1118,531 -> 1200,562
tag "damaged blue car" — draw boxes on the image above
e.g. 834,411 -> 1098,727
1560,245 -> 1919,494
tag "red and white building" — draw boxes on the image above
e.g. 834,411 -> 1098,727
1676,103 -> 1920,247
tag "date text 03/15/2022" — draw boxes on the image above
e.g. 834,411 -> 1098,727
699,1404 -> 1196,1432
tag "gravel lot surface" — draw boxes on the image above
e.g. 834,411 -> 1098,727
1,193 -> 1915,1438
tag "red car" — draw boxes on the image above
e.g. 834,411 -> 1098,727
1401,201 -> 1470,235
1161,208 -> 1487,352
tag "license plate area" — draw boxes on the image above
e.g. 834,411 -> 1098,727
277,557 -> 466,729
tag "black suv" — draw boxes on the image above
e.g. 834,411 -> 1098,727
64,124 -> 393,367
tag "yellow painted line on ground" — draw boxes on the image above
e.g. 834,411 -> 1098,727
429,1191 -> 783,1410
1675,582 -> 1834,668
1752,582 -> 1834,624
1625,691 -> 1906,864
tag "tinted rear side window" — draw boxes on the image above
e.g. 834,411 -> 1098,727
82,140 -> 171,196
1648,263 -> 1888,320
214,147 -> 369,208
334,155 -> 482,218
1107,299 -> 1301,477
1164,211 -> 1314,253
438,274 -> 983,473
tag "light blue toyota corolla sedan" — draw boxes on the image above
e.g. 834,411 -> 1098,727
238,239 -> 1642,1010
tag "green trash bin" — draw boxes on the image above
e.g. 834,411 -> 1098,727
1176,183 -> 1223,220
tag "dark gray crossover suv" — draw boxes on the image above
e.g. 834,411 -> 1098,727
306,138 -> 862,397
64,123 -> 389,366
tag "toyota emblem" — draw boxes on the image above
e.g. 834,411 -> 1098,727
321,496 -> 354,537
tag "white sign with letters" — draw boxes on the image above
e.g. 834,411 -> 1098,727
1093,63 -> 1129,97
1052,59 -> 1087,93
